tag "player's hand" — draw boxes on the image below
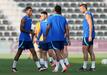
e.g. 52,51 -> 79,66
88,36 -> 92,42
68,40 -> 71,46
30,30 -> 35,35
43,36 -> 46,42
34,40 -> 39,44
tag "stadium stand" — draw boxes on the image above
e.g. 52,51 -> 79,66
13,0 -> 107,40
0,0 -> 107,41
0,10 -> 18,41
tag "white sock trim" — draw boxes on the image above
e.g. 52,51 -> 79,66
59,59 -> 66,69
40,58 -> 44,65
64,58 -> 69,65
44,61 -> 48,68
12,60 -> 17,68
35,61 -> 41,68
83,61 -> 88,69
91,61 -> 95,68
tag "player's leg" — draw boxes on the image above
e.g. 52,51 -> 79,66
62,45 -> 70,67
12,49 -> 23,72
42,50 -> 48,69
38,42 -> 49,70
28,42 -> 42,59
12,40 -> 25,72
52,41 -> 67,72
55,50 -> 67,72
79,38 -> 89,71
29,48 -> 43,71
39,49 -> 44,66
63,46 -> 68,58
47,43 -> 59,72
48,49 -> 56,62
88,45 -> 96,71
39,49 -> 48,71
83,46 -> 89,69
28,41 -> 43,71
38,42 -> 44,67
37,44 -> 43,59
48,43 -> 57,68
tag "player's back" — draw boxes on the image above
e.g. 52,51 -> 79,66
48,14 -> 68,41
19,15 -> 32,41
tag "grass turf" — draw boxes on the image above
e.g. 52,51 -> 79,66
0,55 -> 107,75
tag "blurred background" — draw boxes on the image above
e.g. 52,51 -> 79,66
0,0 -> 107,57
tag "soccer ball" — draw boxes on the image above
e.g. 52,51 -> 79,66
101,59 -> 107,65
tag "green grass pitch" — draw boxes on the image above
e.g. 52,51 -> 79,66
0,54 -> 107,75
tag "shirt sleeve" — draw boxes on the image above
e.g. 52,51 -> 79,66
22,16 -> 26,21
85,11 -> 91,16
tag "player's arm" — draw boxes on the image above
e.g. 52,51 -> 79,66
65,25 -> 69,40
86,14 -> 92,41
46,25 -> 51,37
46,16 -> 52,37
20,19 -> 34,35
65,25 -> 71,45
20,19 -> 29,33
44,24 -> 51,41
37,28 -> 42,41
65,19 -> 70,41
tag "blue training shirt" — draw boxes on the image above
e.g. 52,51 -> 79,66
19,15 -> 32,41
47,14 -> 68,41
37,19 -> 51,42
82,11 -> 95,38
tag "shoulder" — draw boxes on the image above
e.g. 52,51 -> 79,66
22,16 -> 27,20
85,11 -> 92,16
62,16 -> 66,20
48,15 -> 54,19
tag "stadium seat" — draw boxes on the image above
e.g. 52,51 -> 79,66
89,8 -> 96,13
11,32 -> 18,36
4,32 -> 10,37
104,8 -> 107,13
100,14 -> 106,19
0,26 -> 5,31
10,0 -> 107,40
96,8 -> 103,13
104,20 -> 107,24
0,32 -> 3,36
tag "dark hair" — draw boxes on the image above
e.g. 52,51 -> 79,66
79,4 -> 87,10
41,11 -> 48,15
24,6 -> 32,11
54,5 -> 62,14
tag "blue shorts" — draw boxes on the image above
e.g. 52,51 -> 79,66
18,41 -> 34,50
50,41 -> 64,50
38,42 -> 50,51
82,37 -> 94,46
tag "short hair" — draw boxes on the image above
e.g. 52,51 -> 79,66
41,11 -> 48,15
24,6 -> 32,11
79,4 -> 87,10
54,5 -> 62,14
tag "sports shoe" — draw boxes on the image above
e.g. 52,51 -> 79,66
61,67 -> 67,72
12,68 -> 18,72
88,68 -> 96,72
78,67 -> 88,72
66,64 -> 72,68
38,67 -> 44,71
